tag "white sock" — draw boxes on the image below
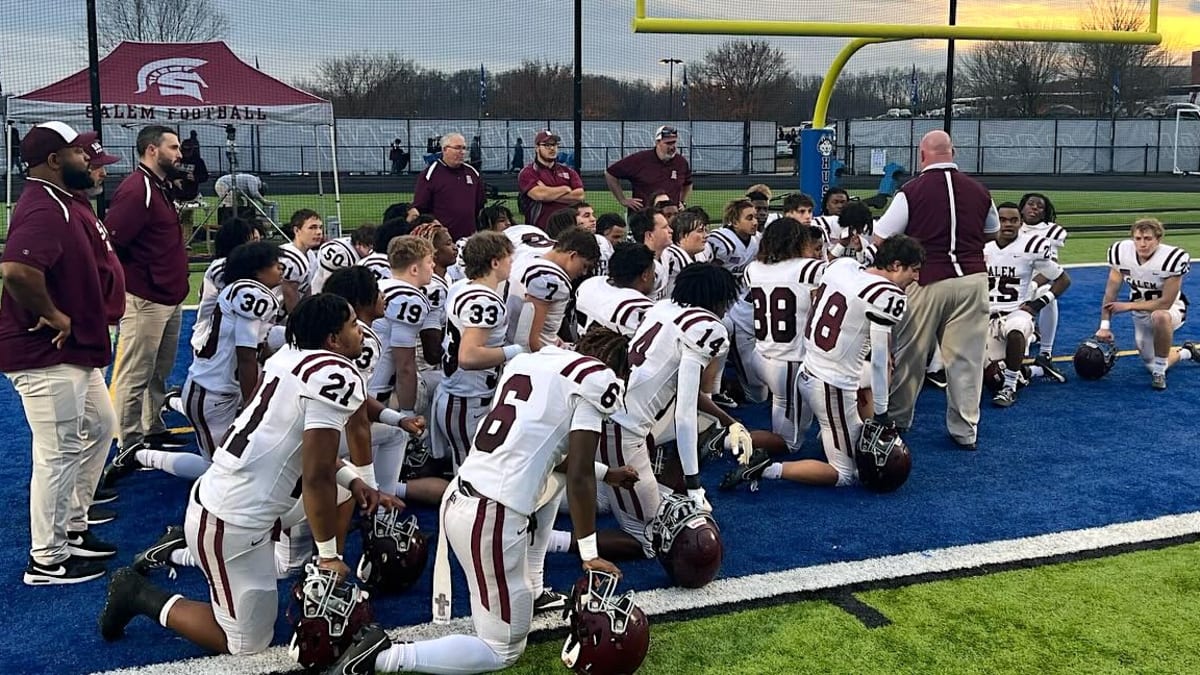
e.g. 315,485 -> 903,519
763,463 -> 783,480
1153,357 -> 1167,376
138,449 -> 211,480
547,529 -> 573,553
378,635 -> 506,674
169,548 -> 199,568
1003,368 -> 1020,389
1028,365 -> 1044,378
374,432 -> 406,496
158,594 -> 183,628
1038,299 -> 1059,355
167,395 -> 186,415
1178,349 -> 1193,362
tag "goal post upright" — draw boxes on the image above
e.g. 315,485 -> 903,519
632,0 -> 1163,212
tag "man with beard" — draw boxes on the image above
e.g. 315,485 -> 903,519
105,126 -> 191,458
0,122 -> 121,584
604,125 -> 692,217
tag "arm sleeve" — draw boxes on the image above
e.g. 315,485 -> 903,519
675,354 -> 705,477
871,191 -> 909,239
869,322 -> 892,416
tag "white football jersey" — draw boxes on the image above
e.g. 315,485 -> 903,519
357,252 -> 392,281
745,257 -> 826,362
416,272 -> 451,370
446,236 -> 470,284
504,224 -> 556,262
611,300 -> 729,438
812,215 -> 839,251
198,346 -> 365,530
594,234 -> 614,277
705,228 -> 760,281
574,276 -> 655,338
368,278 -> 430,396
507,257 -> 573,349
803,259 -> 907,391
190,257 -> 227,352
310,237 -> 361,294
650,257 -> 669,301
441,280 -> 511,398
662,244 -> 696,300
1107,239 -> 1190,309
1021,221 -> 1068,256
279,243 -> 316,296
189,279 -> 279,395
458,347 -> 623,516
985,233 -> 1063,315
353,320 -> 383,381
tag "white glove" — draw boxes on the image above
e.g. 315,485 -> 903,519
727,422 -> 754,464
687,487 -> 713,513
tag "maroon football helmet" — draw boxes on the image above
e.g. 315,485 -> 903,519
982,360 -> 1005,393
645,493 -> 723,588
287,564 -> 374,669
561,570 -> 650,675
855,419 -> 912,493
356,510 -> 428,594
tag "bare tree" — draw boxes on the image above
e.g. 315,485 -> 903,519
301,53 -> 437,118
99,0 -> 229,50
693,39 -> 791,120
1067,0 -> 1177,115
960,40 -> 1065,116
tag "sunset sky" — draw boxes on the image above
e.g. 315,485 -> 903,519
1,0 -> 1195,95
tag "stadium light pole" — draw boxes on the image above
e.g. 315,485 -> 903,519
943,0 -> 957,133
660,58 -> 682,118
573,0 -> 582,171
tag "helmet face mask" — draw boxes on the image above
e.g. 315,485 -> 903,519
561,570 -> 650,675
1073,339 -> 1118,380
356,510 -> 428,594
287,563 -> 373,669
855,419 -> 912,493
644,493 -> 723,588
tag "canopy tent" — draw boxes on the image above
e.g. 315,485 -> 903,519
5,40 -> 342,231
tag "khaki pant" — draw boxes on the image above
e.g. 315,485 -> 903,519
112,295 -> 182,446
6,365 -> 116,564
888,273 -> 989,445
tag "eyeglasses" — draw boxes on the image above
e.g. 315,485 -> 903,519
445,145 -> 468,151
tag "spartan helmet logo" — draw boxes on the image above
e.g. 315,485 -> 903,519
135,58 -> 209,101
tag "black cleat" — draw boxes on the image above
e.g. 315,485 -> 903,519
1034,354 -> 1068,383
87,506 -> 118,526
924,370 -> 948,389
719,448 -> 771,492
143,431 -> 190,449
132,526 -> 186,575
710,392 -> 738,409
99,442 -> 145,489
98,567 -> 148,641
326,623 -> 391,675
533,588 -> 568,615
23,556 -> 106,586
159,387 -> 184,427
1183,341 -> 1200,362
92,485 -> 119,505
68,529 -> 117,559
698,425 -> 729,462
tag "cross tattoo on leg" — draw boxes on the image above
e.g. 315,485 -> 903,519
435,592 -> 450,618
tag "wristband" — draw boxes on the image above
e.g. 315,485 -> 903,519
1044,290 -> 1057,303
684,473 -> 702,490
378,408 -> 403,427
316,537 -> 340,560
1099,320 -> 1111,331
357,462 -> 378,490
399,409 -> 416,420
578,534 -> 599,561
335,464 -> 360,490
594,461 -> 610,483
502,344 -> 524,361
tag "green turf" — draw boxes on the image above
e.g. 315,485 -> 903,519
503,542 -> 1200,674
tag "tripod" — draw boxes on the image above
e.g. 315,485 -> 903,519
189,125 -> 288,246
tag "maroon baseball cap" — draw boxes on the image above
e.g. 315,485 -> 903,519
78,132 -> 120,167
20,121 -> 89,168
534,129 -> 560,145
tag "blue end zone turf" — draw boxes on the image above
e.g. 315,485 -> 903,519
1,265 -> 1198,673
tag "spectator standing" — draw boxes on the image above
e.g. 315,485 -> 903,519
389,139 -> 409,175
214,171 -> 268,225
0,122 -> 121,585
517,130 -> 585,231
173,136 -> 209,241
510,137 -> 525,173
604,125 -> 692,214
412,133 -> 485,241
873,130 -> 998,450
105,125 -> 190,455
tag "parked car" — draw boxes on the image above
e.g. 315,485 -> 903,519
1138,102 -> 1199,118
1043,104 -> 1084,118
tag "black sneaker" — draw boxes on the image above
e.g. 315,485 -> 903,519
533,588 -> 568,615
159,387 -> 184,427
710,392 -> 738,409
1034,353 -> 1068,383
92,485 -> 119,505
99,442 -> 146,489
98,567 -> 149,641
87,506 -> 117,526
68,530 -> 117,559
132,526 -> 186,575
1183,341 -> 1200,362
23,556 -> 106,586
924,370 -> 948,389
326,623 -> 391,675
719,448 -> 772,492
143,431 -> 190,449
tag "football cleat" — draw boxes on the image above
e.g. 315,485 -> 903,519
159,387 -> 185,426
92,485 -> 119,505
697,424 -> 728,462
99,442 -> 145,488
992,386 -> 1017,408
1151,372 -> 1167,390
924,369 -> 948,389
534,588 -> 570,615
98,567 -> 155,640
1034,354 -> 1068,383
710,392 -> 738,409
324,623 -> 391,675
132,525 -> 186,576
87,506 -> 118,526
1184,341 -> 1200,362
719,448 -> 771,492
143,431 -> 190,449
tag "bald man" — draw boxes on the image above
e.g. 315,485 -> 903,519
873,130 -> 999,450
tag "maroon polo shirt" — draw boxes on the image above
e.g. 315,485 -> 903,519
0,179 -> 112,371
517,159 -> 584,230
412,160 -> 486,240
898,166 -> 992,285
105,164 -> 189,306
606,148 -> 692,207
73,192 -> 127,324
